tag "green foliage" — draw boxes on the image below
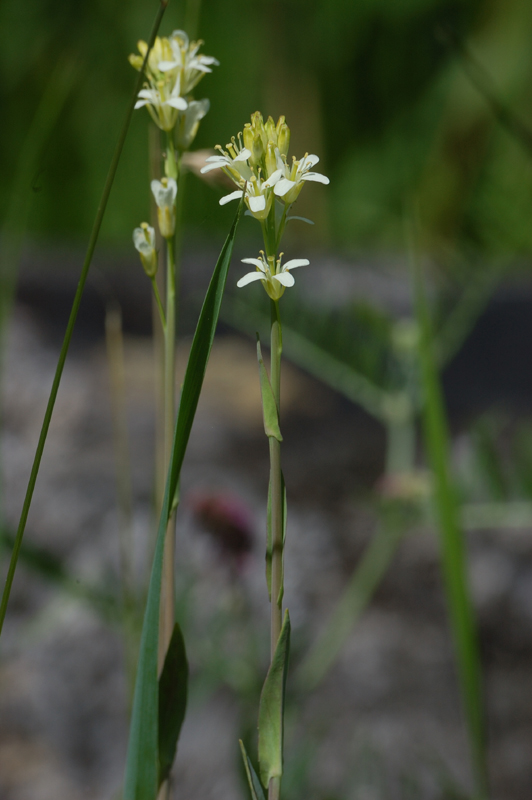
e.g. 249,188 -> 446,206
258,610 -> 291,789
123,200 -> 243,800
256,336 -> 283,441
158,623 -> 189,787
240,740 -> 266,800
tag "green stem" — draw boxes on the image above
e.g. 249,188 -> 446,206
268,299 -> 283,800
151,276 -> 166,330
275,204 -> 289,252
165,133 -> 179,180
0,0 -> 169,639
159,234 -> 177,669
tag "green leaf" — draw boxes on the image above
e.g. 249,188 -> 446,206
158,623 -> 188,786
256,336 -> 283,442
123,200 -> 243,800
410,224 -> 488,800
258,610 -> 291,788
239,740 -> 266,800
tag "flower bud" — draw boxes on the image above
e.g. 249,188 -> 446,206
265,142 -> 278,178
243,123 -> 254,153
277,121 -> 290,157
265,115 -> 277,144
133,223 -> 158,277
151,177 -> 177,239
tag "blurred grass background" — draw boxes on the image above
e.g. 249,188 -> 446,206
2,0 -> 532,263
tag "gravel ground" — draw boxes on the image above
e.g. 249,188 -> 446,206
1,282 -> 532,800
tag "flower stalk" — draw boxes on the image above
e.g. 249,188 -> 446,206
268,299 -> 283,662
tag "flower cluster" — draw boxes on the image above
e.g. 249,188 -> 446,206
202,112 -> 329,299
130,30 -> 218,149
201,112 -> 329,219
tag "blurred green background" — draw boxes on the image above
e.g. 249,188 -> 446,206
2,0 -> 532,261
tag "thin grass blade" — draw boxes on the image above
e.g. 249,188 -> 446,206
239,740 -> 266,800
410,230 -> 488,799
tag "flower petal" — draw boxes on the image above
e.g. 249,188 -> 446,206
158,60 -> 179,71
165,97 -> 188,110
262,169 -> 283,189
300,172 -> 330,184
248,194 -> 266,213
274,178 -> 296,197
300,153 -> 320,169
237,271 -> 267,288
233,148 -> 252,163
219,189 -> 244,205
134,99 -> 150,109
283,259 -> 309,270
272,272 -> 295,287
242,258 -> 267,272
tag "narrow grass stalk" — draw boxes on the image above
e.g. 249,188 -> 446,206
0,0 -> 169,639
410,226 -> 489,799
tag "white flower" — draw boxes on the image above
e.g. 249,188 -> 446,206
201,140 -> 283,220
237,252 -> 309,300
158,30 -> 219,95
134,77 -> 187,132
130,31 -> 218,133
175,98 -> 210,151
274,152 -> 329,204
133,223 -> 157,277
151,178 -> 177,238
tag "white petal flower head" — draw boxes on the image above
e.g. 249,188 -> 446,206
274,152 -> 330,205
133,222 -> 158,278
237,252 -> 309,301
201,136 -> 283,220
151,178 -> 177,238
134,78 -> 188,132
159,30 -> 219,95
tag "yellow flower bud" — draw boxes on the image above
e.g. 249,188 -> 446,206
265,116 -> 277,144
243,124 -> 254,153
128,53 -> 144,71
265,142 -> 278,178
277,122 -> 290,157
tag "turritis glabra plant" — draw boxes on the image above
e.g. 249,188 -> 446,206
130,30 -> 218,670
202,112 -> 329,800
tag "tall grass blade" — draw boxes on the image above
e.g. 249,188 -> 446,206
123,201 -> 243,800
410,229 -> 488,799
0,1 -> 169,639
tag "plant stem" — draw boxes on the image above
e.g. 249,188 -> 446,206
151,277 -> 167,329
159,235 -> 177,670
268,300 -> 283,800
